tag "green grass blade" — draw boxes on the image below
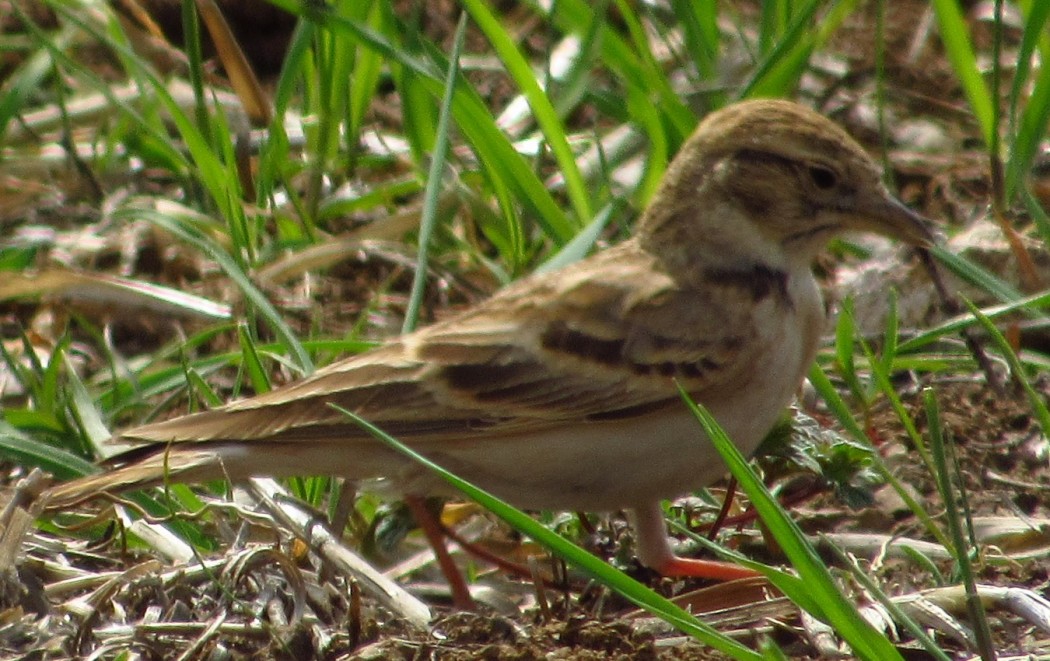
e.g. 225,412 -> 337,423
929,245 -> 1024,303
347,2 -> 385,159
184,366 -> 223,409
825,540 -> 954,661
808,361 -> 955,553
930,0 -> 995,148
678,389 -> 904,661
461,0 -> 591,224
119,205 -> 313,375
858,329 -> 935,475
807,364 -> 866,441
8,4 -> 190,175
897,288 -> 1050,353
923,389 -> 996,659
669,0 -> 722,101
1005,19 -> 1050,199
679,390 -> 903,660
626,83 -> 670,205
612,0 -> 691,134
741,0 -> 858,99
268,0 -> 578,244
834,298 -> 865,403
535,202 -> 617,274
1024,188 -> 1050,246
530,0 -> 695,142
0,15 -> 71,142
1006,1 -> 1050,133
237,323 -> 272,395
403,14 -> 465,333
963,299 -> 1050,435
0,422 -> 98,479
63,353 -> 112,459
52,3 -> 250,240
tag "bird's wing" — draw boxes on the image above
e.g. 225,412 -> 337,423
120,242 -> 761,447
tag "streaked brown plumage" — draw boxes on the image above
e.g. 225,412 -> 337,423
45,100 -> 934,578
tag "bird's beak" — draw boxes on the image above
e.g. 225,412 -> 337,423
853,192 -> 937,248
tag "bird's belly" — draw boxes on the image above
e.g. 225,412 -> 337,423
414,407 -> 731,511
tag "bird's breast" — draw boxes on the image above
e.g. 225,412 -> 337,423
705,268 -> 824,452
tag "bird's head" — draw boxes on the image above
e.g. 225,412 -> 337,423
639,99 -> 934,264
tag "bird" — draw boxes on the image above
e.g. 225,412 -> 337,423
44,99 -> 933,583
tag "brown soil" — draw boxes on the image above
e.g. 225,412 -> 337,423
2,0 -> 1049,659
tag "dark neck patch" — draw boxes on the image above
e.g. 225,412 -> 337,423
704,264 -> 790,305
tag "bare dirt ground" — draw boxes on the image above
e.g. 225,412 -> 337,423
1,1 -> 1049,659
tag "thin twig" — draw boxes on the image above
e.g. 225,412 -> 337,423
917,248 -> 1004,393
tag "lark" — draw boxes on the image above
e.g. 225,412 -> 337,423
46,100 -> 933,579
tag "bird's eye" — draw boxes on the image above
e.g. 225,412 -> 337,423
808,165 -> 838,190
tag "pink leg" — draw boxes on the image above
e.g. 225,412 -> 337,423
628,502 -> 760,580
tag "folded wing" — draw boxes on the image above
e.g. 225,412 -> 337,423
120,243 -> 757,450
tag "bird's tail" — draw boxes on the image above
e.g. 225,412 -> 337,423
40,438 -> 406,511
42,446 -> 233,511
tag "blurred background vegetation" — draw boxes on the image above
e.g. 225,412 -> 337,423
1,1 -> 1050,658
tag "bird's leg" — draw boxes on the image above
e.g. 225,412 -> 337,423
628,501 -> 759,580
404,495 -> 475,609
